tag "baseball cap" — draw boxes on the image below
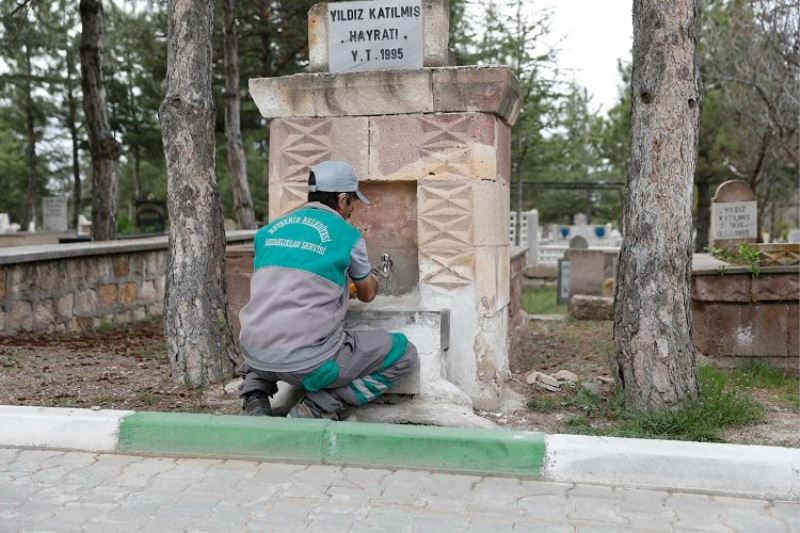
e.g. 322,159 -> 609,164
309,160 -> 370,205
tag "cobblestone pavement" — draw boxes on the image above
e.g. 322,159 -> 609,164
0,448 -> 797,532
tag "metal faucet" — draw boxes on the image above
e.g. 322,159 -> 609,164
376,252 -> 394,279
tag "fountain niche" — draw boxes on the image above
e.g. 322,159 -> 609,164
242,0 -> 522,425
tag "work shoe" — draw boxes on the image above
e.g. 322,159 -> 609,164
287,398 -> 333,419
242,391 -> 272,416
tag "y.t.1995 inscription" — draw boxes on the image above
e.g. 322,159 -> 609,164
327,0 -> 423,73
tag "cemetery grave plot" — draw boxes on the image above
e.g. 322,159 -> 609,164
495,286 -> 800,447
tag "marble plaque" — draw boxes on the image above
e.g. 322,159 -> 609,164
328,0 -> 423,73
712,201 -> 757,241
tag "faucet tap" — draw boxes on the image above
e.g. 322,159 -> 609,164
376,252 -> 394,279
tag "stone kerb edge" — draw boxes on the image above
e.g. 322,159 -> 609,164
0,405 -> 132,452
544,434 -> 800,501
2,405 -> 800,500
117,411 -> 545,477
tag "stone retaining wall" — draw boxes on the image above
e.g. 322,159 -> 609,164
0,232 -> 255,335
692,266 -> 799,360
0,251 -> 166,334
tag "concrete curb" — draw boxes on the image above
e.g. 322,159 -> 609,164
2,406 -> 544,478
544,434 -> 800,501
2,405 -> 798,500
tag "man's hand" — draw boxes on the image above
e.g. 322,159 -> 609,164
352,274 -> 378,302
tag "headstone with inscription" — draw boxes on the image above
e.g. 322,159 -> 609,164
135,199 -> 167,232
42,197 -> 68,232
710,180 -> 757,250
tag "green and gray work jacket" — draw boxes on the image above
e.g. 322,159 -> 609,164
238,202 -> 372,372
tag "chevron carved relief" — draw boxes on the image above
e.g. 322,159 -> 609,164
273,119 -> 333,181
418,181 -> 474,287
418,182 -> 473,248
269,181 -> 307,219
419,248 -> 474,288
416,115 -> 474,180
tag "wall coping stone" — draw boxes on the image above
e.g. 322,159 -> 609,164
0,230 -> 256,265
249,66 -> 522,126
692,253 -> 800,276
510,246 -> 526,261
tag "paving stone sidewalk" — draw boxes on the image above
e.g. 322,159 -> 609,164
0,448 -> 797,533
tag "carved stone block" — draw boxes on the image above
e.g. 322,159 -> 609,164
417,181 -> 473,249
369,114 -> 498,181
269,117 -> 368,183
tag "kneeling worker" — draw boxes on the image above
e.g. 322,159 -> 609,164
237,160 -> 418,418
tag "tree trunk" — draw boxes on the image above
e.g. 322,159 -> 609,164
694,175 -> 711,252
23,44 -> 38,231
160,0 -> 238,386
80,0 -> 121,241
612,0 -> 701,409
66,47 -> 82,231
223,0 -> 256,230
133,144 -> 142,201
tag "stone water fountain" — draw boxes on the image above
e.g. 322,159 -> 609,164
231,0 -> 522,426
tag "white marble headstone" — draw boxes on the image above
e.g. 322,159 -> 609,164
42,197 -> 68,232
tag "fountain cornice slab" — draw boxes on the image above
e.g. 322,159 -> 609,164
249,66 -> 522,126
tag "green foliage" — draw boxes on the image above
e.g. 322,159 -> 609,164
709,242 -> 762,277
615,367 -> 764,442
521,285 -> 566,315
529,366 -> 765,442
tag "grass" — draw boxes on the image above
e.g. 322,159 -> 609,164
521,285 -> 566,315
0,352 -> 21,370
135,340 -> 167,361
529,366 -> 766,442
137,390 -> 159,406
732,361 -> 800,411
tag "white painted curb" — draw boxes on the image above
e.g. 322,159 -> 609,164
0,405 -> 131,452
544,434 -> 800,501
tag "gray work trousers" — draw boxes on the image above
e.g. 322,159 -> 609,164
238,329 -> 418,415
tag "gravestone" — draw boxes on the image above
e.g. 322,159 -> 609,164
788,229 -> 800,243
525,209 -> 539,265
569,235 -> 588,249
573,213 -> 588,226
711,180 -> 757,250
135,199 -> 167,232
557,258 -> 571,305
42,197 -> 68,232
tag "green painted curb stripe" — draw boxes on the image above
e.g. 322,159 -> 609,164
116,412 -> 545,477
118,412 -> 331,462
326,421 -> 545,477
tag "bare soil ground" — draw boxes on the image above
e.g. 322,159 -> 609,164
0,317 -> 797,447
0,320 -> 238,415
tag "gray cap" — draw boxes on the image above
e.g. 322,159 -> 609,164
309,160 -> 370,205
